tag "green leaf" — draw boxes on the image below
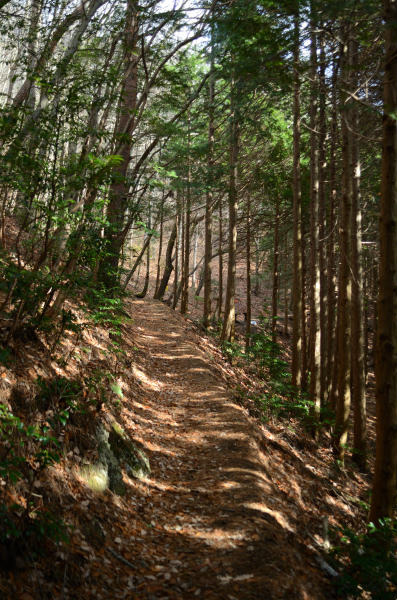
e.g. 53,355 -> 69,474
110,382 -> 124,398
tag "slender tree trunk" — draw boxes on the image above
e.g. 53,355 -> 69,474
172,211 -> 181,310
123,231 -> 154,291
192,225 -> 198,291
154,193 -> 164,298
272,198 -> 280,340
369,0 -> 397,525
217,199 -> 223,322
291,13 -> 303,388
301,222 -> 308,391
156,219 -> 177,301
135,206 -> 151,299
372,262 -> 378,360
246,196 -> 252,351
204,37 -> 215,328
221,82 -> 238,343
364,271 -> 369,382
319,29 -> 328,407
327,56 -> 339,408
309,20 -> 321,433
181,117 -> 191,315
350,38 -> 367,471
254,238 -> 260,295
334,33 -> 353,463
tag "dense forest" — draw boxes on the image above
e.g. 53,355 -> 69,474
0,0 -> 396,598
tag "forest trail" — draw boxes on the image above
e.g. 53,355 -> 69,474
116,298 -> 332,600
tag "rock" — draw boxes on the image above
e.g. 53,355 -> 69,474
108,420 -> 150,480
80,419 -> 150,496
96,422 -> 126,496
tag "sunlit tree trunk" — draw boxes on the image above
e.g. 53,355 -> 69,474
221,82 -> 238,343
318,29 -> 328,407
309,20 -> 321,433
327,56 -> 339,409
291,13 -> 302,388
350,37 -> 367,471
154,192 -> 164,298
334,33 -> 352,463
156,219 -> 177,301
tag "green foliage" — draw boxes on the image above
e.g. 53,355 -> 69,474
0,403 -> 60,484
221,339 -> 242,365
0,404 -> 67,553
330,520 -> 397,599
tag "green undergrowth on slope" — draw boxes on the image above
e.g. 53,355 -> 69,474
217,312 -> 333,434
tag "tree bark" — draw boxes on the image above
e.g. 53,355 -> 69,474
272,198 -> 280,341
291,13 -> 303,389
156,220 -> 177,301
350,37 -> 367,471
318,29 -> 328,408
369,0 -> 397,525
246,196 -> 252,350
103,5 -> 138,287
309,20 -> 321,433
217,199 -> 223,321
204,34 -> 215,328
181,120 -> 191,315
327,56 -> 339,409
334,32 -> 353,463
154,193 -> 164,298
221,82 -> 238,343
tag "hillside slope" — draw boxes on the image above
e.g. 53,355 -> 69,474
0,297 -> 340,599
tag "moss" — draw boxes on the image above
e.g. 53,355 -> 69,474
80,420 -> 149,497
108,421 -> 150,480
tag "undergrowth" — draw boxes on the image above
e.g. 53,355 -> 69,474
330,520 -> 397,599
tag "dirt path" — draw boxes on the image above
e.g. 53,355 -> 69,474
104,298 -> 331,600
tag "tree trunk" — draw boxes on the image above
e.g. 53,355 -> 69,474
350,37 -> 367,471
272,198 -> 280,340
217,199 -> 223,321
154,193 -> 164,298
221,82 -> 238,343
246,196 -> 252,351
204,39 -> 215,328
192,225 -> 198,291
327,56 -> 339,408
172,211 -> 181,310
309,21 -> 321,433
156,220 -> 177,301
181,121 -> 191,315
369,0 -> 397,525
123,231 -> 154,291
301,221 -> 308,392
102,6 -> 138,287
291,13 -> 303,389
318,29 -> 328,408
334,33 -> 353,463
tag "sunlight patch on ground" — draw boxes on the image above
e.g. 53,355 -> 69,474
244,502 -> 295,533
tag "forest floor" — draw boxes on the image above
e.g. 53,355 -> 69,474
0,250 -> 376,599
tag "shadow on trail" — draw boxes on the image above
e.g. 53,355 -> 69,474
105,299 -> 334,600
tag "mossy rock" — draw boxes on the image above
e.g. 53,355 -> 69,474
108,421 -> 150,480
80,421 -> 150,497
94,423 -> 127,496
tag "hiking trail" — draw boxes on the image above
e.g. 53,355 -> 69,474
106,298 -> 332,600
